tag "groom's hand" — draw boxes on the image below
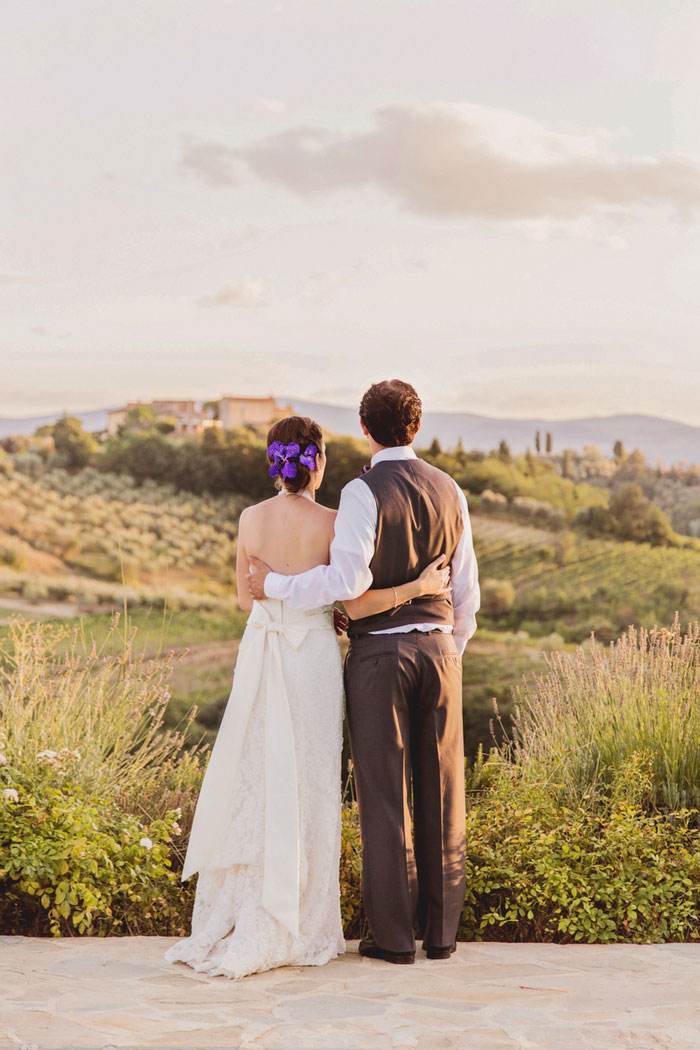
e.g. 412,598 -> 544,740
247,556 -> 272,600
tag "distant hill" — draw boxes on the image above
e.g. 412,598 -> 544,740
2,402 -> 699,467
290,400 -> 700,468
0,409 -> 114,438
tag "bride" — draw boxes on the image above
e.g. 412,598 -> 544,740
164,416 -> 450,979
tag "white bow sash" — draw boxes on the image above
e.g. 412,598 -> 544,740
180,599 -> 334,940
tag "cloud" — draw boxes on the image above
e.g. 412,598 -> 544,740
252,97 -> 288,115
305,267 -> 365,304
0,271 -> 36,284
197,277 -> 268,308
31,325 -> 71,337
181,104 -> 700,225
181,138 -> 239,188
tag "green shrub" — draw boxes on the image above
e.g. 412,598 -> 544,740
0,540 -> 26,571
6,608 -> 700,945
0,777 -> 189,936
480,578 -> 515,617
460,754 -> 700,943
339,802 -> 363,938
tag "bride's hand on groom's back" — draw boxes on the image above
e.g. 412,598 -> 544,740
417,555 -> 451,597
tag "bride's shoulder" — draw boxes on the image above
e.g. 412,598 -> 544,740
310,502 -> 337,525
238,496 -> 278,525
312,501 -> 336,517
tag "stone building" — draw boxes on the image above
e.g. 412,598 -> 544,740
106,395 -> 289,436
107,400 -> 220,436
219,395 -> 287,430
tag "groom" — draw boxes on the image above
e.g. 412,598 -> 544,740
248,380 -> 480,963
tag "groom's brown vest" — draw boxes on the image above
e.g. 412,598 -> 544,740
347,457 -> 463,638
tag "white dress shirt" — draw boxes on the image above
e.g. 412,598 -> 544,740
263,446 -> 480,654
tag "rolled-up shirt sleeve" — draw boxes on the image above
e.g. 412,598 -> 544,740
263,479 -> 377,610
450,482 -> 480,655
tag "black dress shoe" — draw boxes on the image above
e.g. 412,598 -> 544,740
424,941 -> 457,960
358,936 -> 415,964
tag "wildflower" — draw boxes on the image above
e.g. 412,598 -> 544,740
58,748 -> 80,762
172,822 -> 181,835
3,788 -> 19,802
36,750 -> 59,765
139,837 -> 153,850
0,753 -> 7,766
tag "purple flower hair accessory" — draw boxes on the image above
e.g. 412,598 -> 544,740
299,443 -> 319,470
267,440 -> 305,480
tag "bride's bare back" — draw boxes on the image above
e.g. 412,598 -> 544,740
236,492 -> 336,611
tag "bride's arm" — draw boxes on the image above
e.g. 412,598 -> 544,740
236,509 -> 254,613
342,555 -> 450,620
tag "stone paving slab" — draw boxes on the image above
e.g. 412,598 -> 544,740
1,936 -> 700,1049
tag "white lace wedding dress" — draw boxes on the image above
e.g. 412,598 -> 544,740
164,597 -> 346,979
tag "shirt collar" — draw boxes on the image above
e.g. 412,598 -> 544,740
370,445 -> 418,468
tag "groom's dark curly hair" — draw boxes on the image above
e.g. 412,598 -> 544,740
359,379 -> 422,447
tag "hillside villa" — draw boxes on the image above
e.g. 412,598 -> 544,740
107,395 -> 289,436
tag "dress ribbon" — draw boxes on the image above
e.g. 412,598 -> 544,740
180,600 -> 333,940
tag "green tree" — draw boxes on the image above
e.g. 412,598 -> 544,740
545,432 -> 553,454
615,448 -> 646,481
609,483 -> 674,546
202,426 -> 226,450
613,439 -> 626,461
52,416 -> 97,469
125,405 -> 157,430
322,436 -> 368,506
497,439 -> 511,464
525,448 -> 536,476
562,449 -> 572,479
155,417 -> 177,435
480,578 -> 515,617
535,430 -> 541,454
644,503 -> 675,547
609,483 -> 650,541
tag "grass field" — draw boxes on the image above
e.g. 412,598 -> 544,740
3,469 -> 698,762
472,513 -> 700,641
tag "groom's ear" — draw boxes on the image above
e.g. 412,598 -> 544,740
360,420 -> 370,437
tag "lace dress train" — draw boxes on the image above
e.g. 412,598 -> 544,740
164,599 -> 346,979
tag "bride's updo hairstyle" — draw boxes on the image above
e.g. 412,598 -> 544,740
266,416 -> 324,494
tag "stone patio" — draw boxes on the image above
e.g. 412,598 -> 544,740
2,936 -> 699,1049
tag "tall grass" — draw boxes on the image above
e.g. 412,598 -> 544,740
513,616 -> 700,811
0,615 -> 205,826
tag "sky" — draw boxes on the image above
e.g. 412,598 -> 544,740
2,0 -> 700,423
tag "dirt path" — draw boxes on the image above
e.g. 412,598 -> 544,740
0,596 -> 84,620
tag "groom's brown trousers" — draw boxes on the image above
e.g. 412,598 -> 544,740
345,630 -> 467,954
